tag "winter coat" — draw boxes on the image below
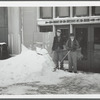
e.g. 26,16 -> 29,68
52,36 -> 64,51
66,38 -> 79,52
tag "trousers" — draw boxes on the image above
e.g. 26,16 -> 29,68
68,51 -> 77,72
53,50 -> 63,68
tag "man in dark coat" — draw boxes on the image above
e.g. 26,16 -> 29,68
66,33 -> 80,73
52,29 -> 65,71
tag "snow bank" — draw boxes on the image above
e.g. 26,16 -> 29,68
1,45 -> 100,94
0,45 -> 83,87
0,45 -> 55,86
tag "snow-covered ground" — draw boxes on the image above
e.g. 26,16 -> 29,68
0,45 -> 56,87
0,45 -> 69,87
0,45 -> 100,95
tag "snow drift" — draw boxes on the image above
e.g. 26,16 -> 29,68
0,45 -> 55,86
1,45 -> 100,94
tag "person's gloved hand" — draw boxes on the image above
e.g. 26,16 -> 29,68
73,47 -> 76,51
63,45 -> 66,50
68,48 -> 72,51
72,47 -> 76,51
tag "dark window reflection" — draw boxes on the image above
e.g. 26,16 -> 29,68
94,28 -> 100,45
92,6 -> 100,16
75,28 -> 88,60
40,26 -> 53,32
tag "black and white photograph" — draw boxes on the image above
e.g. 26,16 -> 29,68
0,1 -> 100,97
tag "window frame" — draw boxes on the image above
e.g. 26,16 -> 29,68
92,6 -> 100,16
55,7 -> 70,18
39,26 -> 53,32
40,7 -> 53,19
73,7 -> 89,17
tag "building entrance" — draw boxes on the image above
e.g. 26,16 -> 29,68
60,28 -> 69,45
74,24 -> 100,73
56,25 -> 69,45
74,25 -> 89,71
56,25 -> 69,60
91,25 -> 100,72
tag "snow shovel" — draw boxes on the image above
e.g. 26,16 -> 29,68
58,51 -> 70,69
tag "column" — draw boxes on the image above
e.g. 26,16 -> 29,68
89,6 -> 92,16
70,7 -> 73,34
8,7 -> 21,56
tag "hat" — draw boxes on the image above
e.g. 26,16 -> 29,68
70,33 -> 74,37
57,29 -> 61,33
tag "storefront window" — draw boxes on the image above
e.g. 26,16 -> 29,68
56,7 -> 70,18
94,27 -> 100,45
75,28 -> 88,60
40,7 -> 53,19
73,7 -> 89,17
92,6 -> 100,16
40,26 -> 53,32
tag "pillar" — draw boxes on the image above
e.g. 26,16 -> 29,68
70,7 -> 73,34
8,7 -> 21,56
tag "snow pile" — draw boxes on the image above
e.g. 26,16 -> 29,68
1,45 -> 100,94
0,45 -> 55,86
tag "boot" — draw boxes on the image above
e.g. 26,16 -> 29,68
53,66 -> 59,72
60,62 -> 65,71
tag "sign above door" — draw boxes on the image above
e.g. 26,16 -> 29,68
38,17 -> 100,25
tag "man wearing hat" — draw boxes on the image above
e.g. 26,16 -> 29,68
52,29 -> 65,71
66,33 -> 80,73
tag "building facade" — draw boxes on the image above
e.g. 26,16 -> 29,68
37,6 -> 100,72
0,6 -> 100,72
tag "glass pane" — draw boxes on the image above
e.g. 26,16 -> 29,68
94,27 -> 100,49
75,28 -> 88,60
94,27 -> 100,66
56,7 -> 69,17
40,7 -> 53,19
40,26 -> 53,32
74,7 -> 88,17
60,29 -> 69,44
92,7 -> 100,15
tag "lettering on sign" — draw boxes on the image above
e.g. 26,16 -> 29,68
44,18 -> 100,24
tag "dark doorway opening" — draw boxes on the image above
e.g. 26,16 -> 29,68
55,26 -> 70,61
75,28 -> 88,60
75,27 -> 88,71
60,28 -> 69,60
60,28 -> 69,45
92,27 -> 100,72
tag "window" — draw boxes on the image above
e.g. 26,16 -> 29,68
40,7 -> 53,19
40,26 -> 53,32
92,6 -> 100,16
75,28 -> 88,60
56,7 -> 70,18
94,27 -> 100,45
73,7 -> 89,17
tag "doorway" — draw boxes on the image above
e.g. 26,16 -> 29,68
55,25 -> 69,45
56,25 -> 69,60
74,25 -> 89,71
60,28 -> 69,45
74,24 -> 100,73
91,25 -> 100,72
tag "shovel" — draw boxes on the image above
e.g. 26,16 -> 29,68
58,51 -> 70,69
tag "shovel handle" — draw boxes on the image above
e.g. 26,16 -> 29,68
60,51 -> 70,63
